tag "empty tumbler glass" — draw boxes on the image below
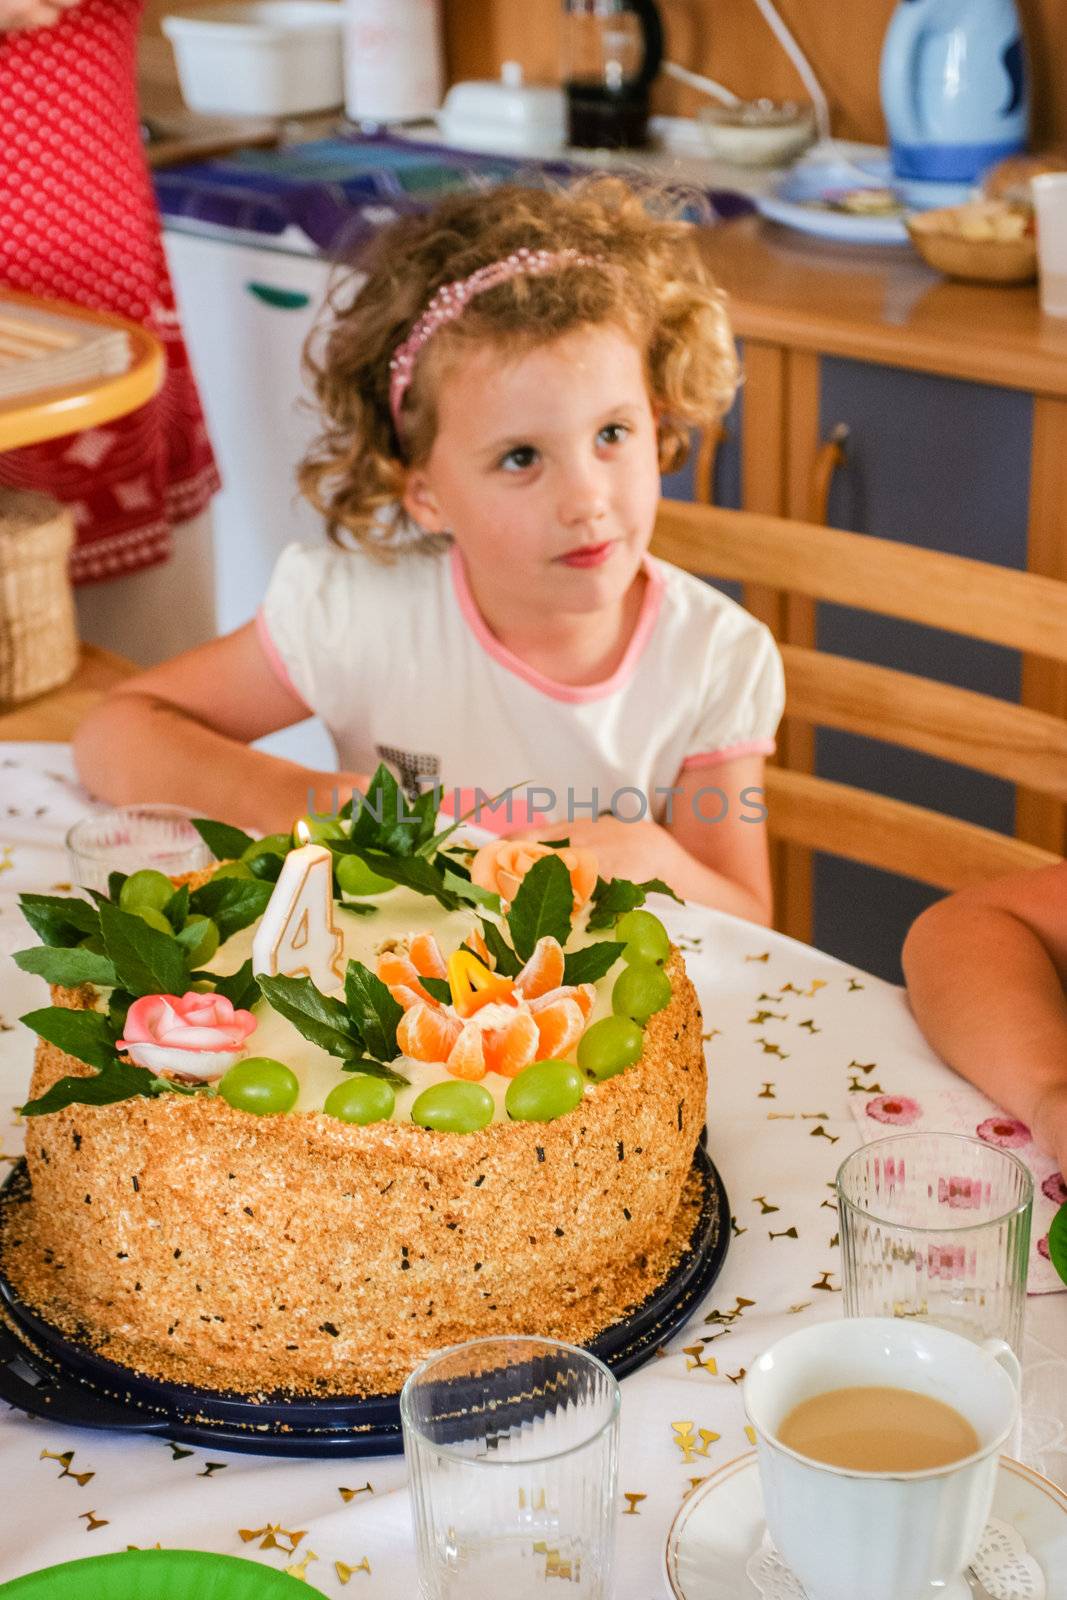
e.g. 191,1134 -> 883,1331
837,1131 -> 1033,1355
400,1336 -> 620,1599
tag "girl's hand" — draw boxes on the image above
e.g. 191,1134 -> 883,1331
1,0 -> 80,30
1032,1082 -> 1067,1184
510,817 -> 677,890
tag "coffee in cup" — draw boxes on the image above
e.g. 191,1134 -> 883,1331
743,1317 -> 1020,1600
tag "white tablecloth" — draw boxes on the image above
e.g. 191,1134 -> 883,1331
1,743 -> 1064,1594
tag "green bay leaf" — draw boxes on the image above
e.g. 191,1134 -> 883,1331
562,941 -> 626,987
19,893 -> 100,949
21,1056 -> 170,1117
1049,1202 -> 1067,1287
99,902 -> 189,997
257,973 -> 361,1060
192,817 -> 256,862
344,961 -> 403,1062
13,945 -> 118,989
20,1006 -> 121,1074
506,854 -> 573,960
187,877 -> 273,942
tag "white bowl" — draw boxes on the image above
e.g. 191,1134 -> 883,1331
162,1 -> 343,118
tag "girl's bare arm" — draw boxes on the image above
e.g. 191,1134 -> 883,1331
73,623 -> 366,834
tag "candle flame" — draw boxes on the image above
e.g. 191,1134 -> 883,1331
295,819 -> 311,846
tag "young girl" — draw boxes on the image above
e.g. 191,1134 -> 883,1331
74,179 -> 784,924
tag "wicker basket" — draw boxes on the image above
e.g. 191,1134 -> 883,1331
0,489 -> 78,706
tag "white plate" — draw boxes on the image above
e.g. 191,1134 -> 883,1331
664,1451 -> 1067,1600
755,159 -> 909,245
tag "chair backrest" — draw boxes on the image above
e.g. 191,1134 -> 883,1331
651,498 -> 1067,894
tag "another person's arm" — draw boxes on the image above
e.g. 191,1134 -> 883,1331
73,623 -> 366,834
902,864 -> 1067,1173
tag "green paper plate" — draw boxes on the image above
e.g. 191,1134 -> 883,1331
0,1549 -> 307,1598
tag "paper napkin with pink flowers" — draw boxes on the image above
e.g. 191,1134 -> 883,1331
850,1080 -> 1065,1293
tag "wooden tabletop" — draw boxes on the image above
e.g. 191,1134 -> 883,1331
0,645 -> 137,743
701,215 -> 1067,397
0,293 -> 165,451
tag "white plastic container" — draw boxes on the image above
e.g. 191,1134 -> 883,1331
162,2 -> 344,118
437,64 -> 567,156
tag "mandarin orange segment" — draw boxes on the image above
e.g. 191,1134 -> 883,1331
482,1008 -> 539,1079
446,1021 -> 487,1081
514,936 -> 565,1000
530,983 -> 596,1019
532,997 -> 586,1061
397,1002 -> 461,1064
389,983 -> 426,1012
464,926 -> 491,965
377,953 -> 434,1004
408,932 -> 447,981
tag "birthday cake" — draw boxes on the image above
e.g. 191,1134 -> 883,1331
4,774 -> 706,1398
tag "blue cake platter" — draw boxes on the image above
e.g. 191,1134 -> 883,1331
0,1144 -> 728,1457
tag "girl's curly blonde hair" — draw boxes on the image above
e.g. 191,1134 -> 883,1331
299,176 -> 739,556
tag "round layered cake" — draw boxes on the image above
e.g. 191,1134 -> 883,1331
5,828 -> 706,1398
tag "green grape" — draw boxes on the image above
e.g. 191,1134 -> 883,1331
298,814 -> 346,844
219,1057 -> 299,1115
576,1015 -> 644,1081
180,913 -> 219,966
410,1080 -> 494,1133
616,908 -> 671,966
210,860 -> 255,881
612,961 -> 672,1025
323,1075 -> 395,1125
131,905 -> 173,936
335,854 -> 394,897
241,833 -> 291,862
505,1059 -> 584,1123
119,868 -> 175,914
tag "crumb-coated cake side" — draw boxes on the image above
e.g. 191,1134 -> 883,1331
11,958 -> 704,1396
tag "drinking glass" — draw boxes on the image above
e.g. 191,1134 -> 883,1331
66,804 -> 213,893
837,1132 -> 1033,1355
1033,172 -> 1067,317
400,1335 -> 620,1600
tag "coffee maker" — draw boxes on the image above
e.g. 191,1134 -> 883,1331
563,0 -> 665,150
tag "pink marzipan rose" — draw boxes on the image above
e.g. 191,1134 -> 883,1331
118,992 -> 258,1082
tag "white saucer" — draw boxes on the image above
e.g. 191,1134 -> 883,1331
664,1451 -> 1067,1600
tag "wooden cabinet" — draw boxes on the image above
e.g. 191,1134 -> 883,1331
694,217 -> 1067,980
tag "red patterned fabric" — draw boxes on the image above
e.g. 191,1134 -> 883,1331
0,0 -> 220,583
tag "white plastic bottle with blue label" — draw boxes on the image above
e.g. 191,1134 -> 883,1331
880,0 -> 1029,184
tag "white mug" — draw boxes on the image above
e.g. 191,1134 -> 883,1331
743,1317 -> 1020,1600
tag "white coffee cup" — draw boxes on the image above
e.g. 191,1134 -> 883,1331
743,1317 -> 1020,1600
1033,172 -> 1067,317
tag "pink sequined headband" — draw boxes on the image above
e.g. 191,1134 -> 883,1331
388,246 -> 609,431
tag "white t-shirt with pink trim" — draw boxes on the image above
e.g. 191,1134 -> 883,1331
257,542 -> 784,833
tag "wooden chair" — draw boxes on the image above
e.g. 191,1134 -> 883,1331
651,499 -> 1067,942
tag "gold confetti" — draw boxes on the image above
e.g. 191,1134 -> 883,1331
726,1369 -> 747,1385
284,1549 -> 319,1582
752,1195 -> 779,1214
748,1010 -> 786,1025
40,1448 -> 94,1487
769,1226 -> 799,1241
801,1110 -> 830,1119
847,978 -> 865,992
757,1083 -> 776,1099
338,1483 -> 374,1503
79,1512 -> 108,1532
703,1296 -> 754,1326
755,1038 -> 789,1058
622,1493 -> 646,1515
803,980 -> 827,998
848,1076 -> 883,1093
745,1426 -> 757,1445
701,1028 -> 721,1042
779,982 -> 802,995
198,1462 -> 227,1477
789,1302 -> 812,1314
240,1524 -> 305,1554
745,951 -> 770,962
682,1346 -> 718,1375
809,1125 -> 840,1143
730,1216 -> 747,1236
686,1477 -> 708,1495
336,1558 -> 371,1583
166,1442 -> 194,1461
798,1019 -> 821,1033
849,1060 -> 877,1074
518,1488 -> 546,1510
812,1270 -> 839,1292
828,1232 -> 840,1249
767,1111 -> 796,1120
756,992 -> 784,1003
126,1544 -> 162,1551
